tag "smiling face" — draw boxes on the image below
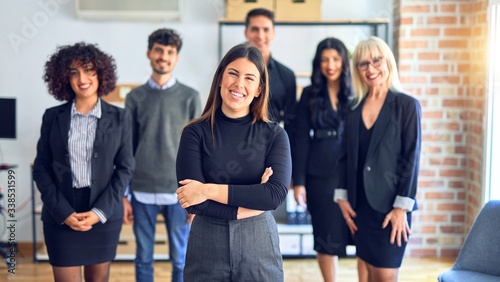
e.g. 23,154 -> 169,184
320,48 -> 343,83
69,61 -> 99,101
220,57 -> 261,118
244,15 -> 275,58
147,43 -> 179,76
357,52 -> 389,89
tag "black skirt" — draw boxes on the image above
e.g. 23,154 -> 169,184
353,187 -> 411,268
353,120 -> 411,268
306,175 -> 351,256
43,187 -> 122,267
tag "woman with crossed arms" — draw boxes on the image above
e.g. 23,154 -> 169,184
176,43 -> 291,282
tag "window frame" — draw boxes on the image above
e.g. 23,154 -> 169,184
484,0 -> 500,201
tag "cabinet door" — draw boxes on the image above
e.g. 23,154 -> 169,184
279,234 -> 301,255
301,234 -> 316,255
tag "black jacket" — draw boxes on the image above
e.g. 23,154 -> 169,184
336,90 -> 422,213
292,86 -> 344,185
33,100 -> 134,225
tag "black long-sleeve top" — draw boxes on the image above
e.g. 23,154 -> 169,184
176,108 -> 292,220
292,86 -> 344,185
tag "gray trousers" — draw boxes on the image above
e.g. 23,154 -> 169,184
184,211 -> 284,282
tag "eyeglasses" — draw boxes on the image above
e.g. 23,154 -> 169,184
356,56 -> 384,71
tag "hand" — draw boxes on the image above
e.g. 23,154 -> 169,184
261,167 -> 273,183
75,211 -> 100,229
123,197 -> 133,224
337,199 -> 358,235
63,212 -> 93,231
293,185 -> 307,208
237,207 -> 264,219
177,179 -> 208,208
234,167 -> 272,219
382,208 -> 411,247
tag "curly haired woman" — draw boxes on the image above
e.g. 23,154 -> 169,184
33,42 -> 134,282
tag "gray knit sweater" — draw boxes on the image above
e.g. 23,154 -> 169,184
125,81 -> 201,194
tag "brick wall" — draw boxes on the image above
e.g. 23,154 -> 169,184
394,0 -> 488,257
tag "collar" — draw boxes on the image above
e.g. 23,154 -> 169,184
147,77 -> 177,90
267,56 -> 276,70
71,98 -> 102,118
216,107 -> 253,124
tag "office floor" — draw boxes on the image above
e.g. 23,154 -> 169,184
2,256 -> 454,281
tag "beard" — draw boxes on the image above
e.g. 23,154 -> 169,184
151,60 -> 170,75
153,67 -> 169,75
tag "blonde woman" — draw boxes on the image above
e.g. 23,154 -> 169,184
334,36 -> 422,282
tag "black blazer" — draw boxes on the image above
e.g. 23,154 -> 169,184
292,86 -> 343,185
33,100 -> 134,225
336,90 -> 421,214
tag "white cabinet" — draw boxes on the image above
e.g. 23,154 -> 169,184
277,224 -> 315,257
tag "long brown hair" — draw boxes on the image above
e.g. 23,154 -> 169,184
186,43 -> 270,133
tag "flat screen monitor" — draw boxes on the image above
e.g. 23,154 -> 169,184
0,98 -> 16,139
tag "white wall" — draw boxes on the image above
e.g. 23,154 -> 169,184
0,0 -> 391,242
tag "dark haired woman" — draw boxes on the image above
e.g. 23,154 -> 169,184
292,37 -> 353,282
33,42 -> 134,282
175,43 -> 291,282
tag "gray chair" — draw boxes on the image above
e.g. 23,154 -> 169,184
438,200 -> 500,282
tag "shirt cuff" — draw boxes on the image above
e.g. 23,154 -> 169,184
124,186 -> 132,201
92,207 -> 107,224
124,185 -> 130,197
393,196 -> 415,212
333,189 -> 347,203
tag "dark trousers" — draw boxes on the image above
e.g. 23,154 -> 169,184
184,211 -> 283,282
